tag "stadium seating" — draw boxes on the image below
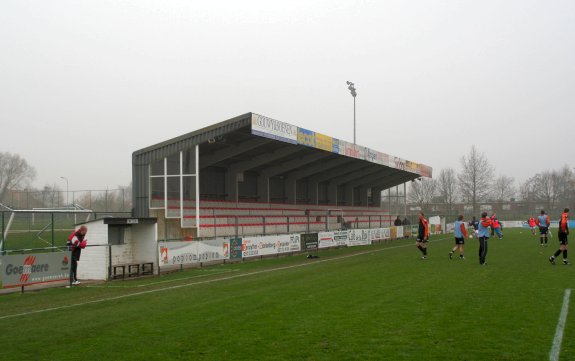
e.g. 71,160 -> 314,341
151,198 -> 392,238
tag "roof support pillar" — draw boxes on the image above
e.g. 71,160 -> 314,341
328,182 -> 338,206
226,171 -> 239,202
359,186 -> 370,207
257,174 -> 269,203
285,178 -> 296,204
345,186 -> 354,207
309,180 -> 319,205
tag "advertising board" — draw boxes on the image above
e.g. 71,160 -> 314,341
2,251 -> 72,288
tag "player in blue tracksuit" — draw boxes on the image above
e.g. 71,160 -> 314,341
449,215 -> 468,260
536,210 -> 550,246
477,212 -> 492,266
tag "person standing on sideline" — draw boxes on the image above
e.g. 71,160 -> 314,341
478,212 -> 492,266
416,212 -> 429,259
67,225 -> 88,285
450,215 -> 468,260
394,216 -> 402,226
550,208 -> 570,265
536,210 -> 551,247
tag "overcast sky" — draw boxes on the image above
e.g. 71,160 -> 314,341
2,0 -> 574,192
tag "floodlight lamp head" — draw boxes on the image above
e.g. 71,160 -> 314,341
346,81 -> 357,97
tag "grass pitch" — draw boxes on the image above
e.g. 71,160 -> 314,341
0,228 -> 573,360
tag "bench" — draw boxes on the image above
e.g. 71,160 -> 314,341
141,262 -> 154,275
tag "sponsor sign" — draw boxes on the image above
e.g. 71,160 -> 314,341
300,233 -> 319,252
241,235 -> 296,258
333,230 -> 349,245
252,114 -> 432,177
396,226 -> 404,238
297,128 -> 316,147
347,229 -> 371,246
406,160 -> 418,173
343,141 -> 364,159
365,147 -> 378,163
230,238 -> 243,259
332,138 -> 341,154
159,239 -> 228,266
391,156 -> 406,171
376,152 -> 389,166
315,133 -> 333,152
2,252 -> 71,288
318,231 -> 336,248
251,114 -> 298,144
370,228 -> 387,241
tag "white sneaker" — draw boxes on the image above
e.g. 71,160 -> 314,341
72,280 -> 81,285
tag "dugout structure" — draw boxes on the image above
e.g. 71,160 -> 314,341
132,113 -> 432,239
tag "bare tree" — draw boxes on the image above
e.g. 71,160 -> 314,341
527,171 -> 561,211
492,175 -> 515,201
0,152 -> 36,203
437,168 -> 458,217
458,145 -> 494,215
408,178 -> 437,214
554,166 -> 574,209
518,180 -> 534,202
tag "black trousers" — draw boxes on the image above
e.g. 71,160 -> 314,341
479,236 -> 488,264
71,258 -> 78,281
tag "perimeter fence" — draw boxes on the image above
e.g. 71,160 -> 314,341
387,200 -> 575,225
2,189 -> 131,213
0,210 -> 131,254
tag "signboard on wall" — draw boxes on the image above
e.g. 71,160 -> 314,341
251,114 -> 298,144
250,113 -> 433,177
158,239 -> 228,266
241,235 -> 298,257
300,233 -> 319,252
2,252 -> 71,288
318,230 -> 348,248
347,229 -> 371,246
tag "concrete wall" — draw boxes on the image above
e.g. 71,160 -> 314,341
76,219 -> 158,280
77,220 -> 109,281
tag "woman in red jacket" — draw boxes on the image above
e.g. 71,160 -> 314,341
67,225 -> 88,285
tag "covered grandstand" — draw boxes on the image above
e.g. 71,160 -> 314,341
132,113 -> 432,240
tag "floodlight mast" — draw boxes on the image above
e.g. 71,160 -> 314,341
60,176 -> 69,205
346,81 -> 357,144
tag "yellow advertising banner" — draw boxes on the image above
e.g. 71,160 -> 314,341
315,133 -> 333,152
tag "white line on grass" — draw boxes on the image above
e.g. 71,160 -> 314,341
0,237 -> 451,320
86,269 -> 240,288
549,288 -> 572,361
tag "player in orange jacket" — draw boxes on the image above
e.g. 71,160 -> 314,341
550,208 -> 570,265
528,217 -> 537,235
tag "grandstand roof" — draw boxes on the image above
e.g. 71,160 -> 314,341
132,113 -> 432,216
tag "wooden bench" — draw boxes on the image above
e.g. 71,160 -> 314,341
141,262 -> 154,275
128,264 -> 140,278
112,262 -> 154,279
112,265 -> 127,280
